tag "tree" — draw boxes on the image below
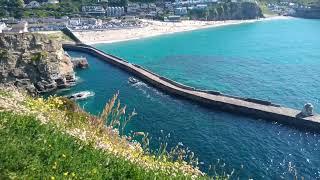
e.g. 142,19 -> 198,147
16,0 -> 25,8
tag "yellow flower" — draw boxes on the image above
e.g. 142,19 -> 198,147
52,162 -> 57,169
62,154 -> 66,158
64,172 -> 68,176
51,176 -> 55,180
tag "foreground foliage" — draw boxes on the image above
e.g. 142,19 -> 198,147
0,112 -> 173,179
0,87 -> 216,179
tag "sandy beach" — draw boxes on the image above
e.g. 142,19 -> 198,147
72,16 -> 289,45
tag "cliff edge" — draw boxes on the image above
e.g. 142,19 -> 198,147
0,33 -> 75,94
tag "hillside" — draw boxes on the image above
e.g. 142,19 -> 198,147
189,2 -> 263,20
0,86 -> 211,179
0,0 -> 124,18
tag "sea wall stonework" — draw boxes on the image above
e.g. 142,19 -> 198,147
0,33 -> 75,94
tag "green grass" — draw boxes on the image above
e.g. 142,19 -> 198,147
46,32 -> 74,43
0,112 -> 198,179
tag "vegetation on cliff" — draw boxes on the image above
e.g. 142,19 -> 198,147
0,87 -> 218,179
0,0 -> 125,18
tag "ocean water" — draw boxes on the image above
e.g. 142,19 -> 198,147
64,18 -> 320,179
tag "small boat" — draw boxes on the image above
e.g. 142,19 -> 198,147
66,91 -> 94,100
128,77 -> 139,84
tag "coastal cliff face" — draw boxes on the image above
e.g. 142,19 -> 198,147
293,6 -> 320,19
0,33 -> 75,94
189,2 -> 263,20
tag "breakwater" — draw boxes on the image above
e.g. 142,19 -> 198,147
63,43 -> 320,131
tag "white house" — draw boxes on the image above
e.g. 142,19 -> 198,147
25,1 -> 41,9
10,22 -> 29,33
69,18 -> 81,26
0,22 -> 7,33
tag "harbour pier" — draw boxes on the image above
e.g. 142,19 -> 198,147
63,43 -> 320,131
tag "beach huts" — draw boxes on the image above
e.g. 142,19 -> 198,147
106,7 -> 125,17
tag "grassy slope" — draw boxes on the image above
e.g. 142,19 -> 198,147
0,112 -> 181,179
0,87 -> 213,179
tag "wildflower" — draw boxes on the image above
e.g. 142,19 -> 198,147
92,168 -> 97,174
64,172 -> 69,176
51,176 -> 55,180
52,162 -> 57,169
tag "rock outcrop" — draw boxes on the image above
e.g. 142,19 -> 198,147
189,2 -> 263,20
71,57 -> 89,69
293,6 -> 320,19
0,33 -> 76,94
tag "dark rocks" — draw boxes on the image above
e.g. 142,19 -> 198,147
189,2 -> 263,21
293,6 -> 320,19
0,33 -> 76,94
72,57 -> 89,69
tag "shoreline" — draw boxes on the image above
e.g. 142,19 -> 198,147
72,16 -> 291,45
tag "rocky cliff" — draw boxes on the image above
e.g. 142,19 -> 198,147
189,2 -> 263,20
0,33 -> 75,94
293,6 -> 320,19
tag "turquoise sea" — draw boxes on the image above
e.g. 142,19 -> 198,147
64,18 -> 320,179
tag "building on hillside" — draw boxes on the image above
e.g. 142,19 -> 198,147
174,7 -> 188,15
25,1 -> 41,9
2,17 -> 19,24
69,18 -> 81,26
140,3 -> 149,9
7,22 -> 29,33
68,18 -> 102,27
127,3 -> 140,15
82,5 -> 106,16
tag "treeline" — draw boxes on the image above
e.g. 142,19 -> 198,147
0,0 -> 126,18
0,0 -> 25,17
189,2 -> 263,21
